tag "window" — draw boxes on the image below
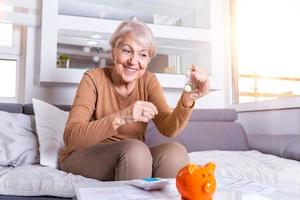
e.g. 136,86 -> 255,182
0,1 -> 40,102
0,23 -> 13,46
231,0 -> 300,104
0,59 -> 17,97
0,22 -> 21,100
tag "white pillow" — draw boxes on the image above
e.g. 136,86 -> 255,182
32,98 -> 69,168
0,111 -> 38,166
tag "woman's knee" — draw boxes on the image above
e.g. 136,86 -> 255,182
118,139 -> 151,158
115,139 -> 152,180
156,142 -> 188,159
151,142 -> 189,178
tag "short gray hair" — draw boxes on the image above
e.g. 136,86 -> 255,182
109,19 -> 157,59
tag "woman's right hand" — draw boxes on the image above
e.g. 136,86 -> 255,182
121,101 -> 158,123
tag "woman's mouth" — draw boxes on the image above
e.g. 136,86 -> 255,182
124,66 -> 138,74
126,67 -> 137,72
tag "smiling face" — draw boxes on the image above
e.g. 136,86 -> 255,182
112,33 -> 150,85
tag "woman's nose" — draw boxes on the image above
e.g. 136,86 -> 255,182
129,53 -> 139,65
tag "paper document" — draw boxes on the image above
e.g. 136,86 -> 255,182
76,184 -> 180,200
217,176 -> 276,195
75,177 -> 277,200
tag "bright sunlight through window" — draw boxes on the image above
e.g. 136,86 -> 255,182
0,5 -> 13,46
0,23 -> 13,46
234,0 -> 300,103
0,60 -> 17,98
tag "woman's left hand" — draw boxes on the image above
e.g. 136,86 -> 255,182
182,65 -> 209,108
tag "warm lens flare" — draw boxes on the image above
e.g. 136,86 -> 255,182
235,0 -> 300,103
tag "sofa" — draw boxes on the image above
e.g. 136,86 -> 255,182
146,108 -> 300,161
1,101 -> 300,199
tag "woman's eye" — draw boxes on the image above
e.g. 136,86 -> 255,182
122,49 -> 131,54
140,54 -> 147,58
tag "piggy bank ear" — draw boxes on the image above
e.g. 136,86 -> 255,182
187,163 -> 199,174
205,162 -> 216,173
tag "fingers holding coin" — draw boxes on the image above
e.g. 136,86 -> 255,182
134,101 -> 158,122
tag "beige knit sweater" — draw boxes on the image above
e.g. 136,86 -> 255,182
60,66 -> 193,162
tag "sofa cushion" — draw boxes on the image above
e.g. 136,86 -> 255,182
189,109 -> 238,122
179,122 -> 249,152
0,103 -> 22,113
23,104 -> 71,115
32,99 -> 69,168
283,136 -> 300,161
247,135 -> 300,161
0,111 -> 38,166
145,120 -> 250,152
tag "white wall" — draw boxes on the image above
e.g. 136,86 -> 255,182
22,26 -> 227,108
23,27 -> 77,105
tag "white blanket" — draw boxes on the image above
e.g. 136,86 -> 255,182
0,150 -> 300,197
0,165 -> 98,197
189,150 -> 300,195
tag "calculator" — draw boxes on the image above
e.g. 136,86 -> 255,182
129,177 -> 169,190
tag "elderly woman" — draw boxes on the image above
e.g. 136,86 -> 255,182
59,19 -> 209,181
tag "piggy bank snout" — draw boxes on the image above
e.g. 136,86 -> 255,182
203,181 -> 214,193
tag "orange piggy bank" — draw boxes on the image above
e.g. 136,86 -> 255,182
176,162 -> 216,200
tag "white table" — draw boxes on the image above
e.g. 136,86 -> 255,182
74,178 -> 300,200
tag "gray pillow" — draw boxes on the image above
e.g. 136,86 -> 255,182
0,111 -> 39,166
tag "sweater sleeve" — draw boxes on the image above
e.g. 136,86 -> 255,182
63,70 -> 117,152
147,74 -> 194,137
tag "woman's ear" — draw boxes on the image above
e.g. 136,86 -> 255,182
111,47 -> 119,61
147,57 -> 151,65
111,51 -> 115,61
